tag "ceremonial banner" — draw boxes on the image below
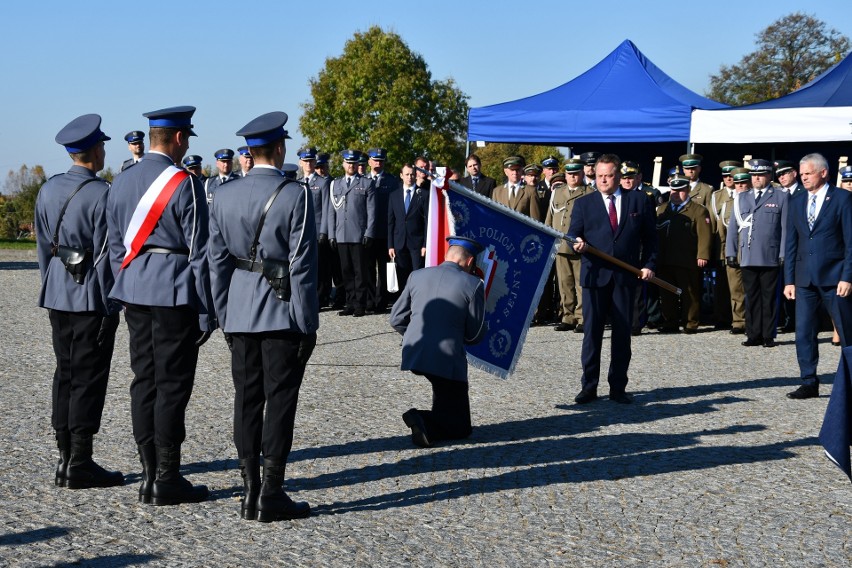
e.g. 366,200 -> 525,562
819,346 -> 852,483
426,171 -> 562,378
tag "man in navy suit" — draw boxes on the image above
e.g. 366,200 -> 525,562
784,153 -> 852,399
388,163 -> 427,291
568,154 -> 657,404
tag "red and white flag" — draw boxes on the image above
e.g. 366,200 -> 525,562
424,168 -> 454,267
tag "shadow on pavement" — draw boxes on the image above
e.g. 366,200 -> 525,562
50,554 -> 159,567
0,526 -> 70,546
0,261 -> 38,271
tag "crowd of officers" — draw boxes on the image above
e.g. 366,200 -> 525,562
33,105 -> 852,523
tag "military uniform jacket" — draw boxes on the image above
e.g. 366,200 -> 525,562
689,181 -> 715,209
725,187 -> 788,268
710,188 -> 736,260
35,165 -> 114,315
327,173 -> 376,243
106,152 -> 215,330
545,184 -> 593,255
302,173 -> 330,237
784,186 -> 852,288
389,261 -> 486,383
655,199 -> 713,268
204,172 -> 240,203
370,171 -> 399,239
492,183 -> 541,220
530,182 -> 550,223
208,167 -> 318,334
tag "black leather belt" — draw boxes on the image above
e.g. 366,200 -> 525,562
234,257 -> 263,273
140,246 -> 189,255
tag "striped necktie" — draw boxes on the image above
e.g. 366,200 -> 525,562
808,194 -> 816,230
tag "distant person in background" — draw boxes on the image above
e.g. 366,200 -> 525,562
120,130 -> 145,171
388,163 -> 428,292
840,165 -> 852,191
458,153 -> 496,198
182,155 -> 204,179
204,148 -> 239,203
579,152 -> 600,188
238,146 -> 253,176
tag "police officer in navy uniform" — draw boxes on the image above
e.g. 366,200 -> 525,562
36,114 -> 124,490
726,159 -> 788,348
579,151 -> 601,188
327,149 -> 376,317
366,148 -> 399,312
299,147 -> 333,307
182,154 -> 204,179
107,105 -> 214,506
204,148 -> 239,202
237,146 -> 253,176
209,111 -> 316,521
121,131 -> 145,171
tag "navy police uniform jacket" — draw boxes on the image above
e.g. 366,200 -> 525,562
302,173 -> 330,237
205,172 -> 240,203
35,165 -> 115,314
208,167 -> 319,334
327,173 -> 376,243
370,171 -> 399,240
389,261 -> 486,382
785,185 -> 852,287
567,189 -> 657,288
106,152 -> 215,330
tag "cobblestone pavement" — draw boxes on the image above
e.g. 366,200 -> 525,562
1,249 -> 849,567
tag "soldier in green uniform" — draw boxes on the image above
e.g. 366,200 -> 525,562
679,154 -> 715,209
546,161 -> 594,332
656,170 -> 713,333
708,160 -> 742,331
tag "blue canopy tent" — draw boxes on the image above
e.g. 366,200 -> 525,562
467,39 -> 727,144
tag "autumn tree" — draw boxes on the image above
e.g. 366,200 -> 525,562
707,12 -> 850,106
472,144 -> 566,183
0,165 -> 46,239
300,26 -> 469,176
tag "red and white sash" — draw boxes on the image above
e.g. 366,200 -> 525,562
120,166 -> 188,269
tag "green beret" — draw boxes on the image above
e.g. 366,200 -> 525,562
679,153 -> 703,167
503,155 -> 526,168
563,158 -> 584,172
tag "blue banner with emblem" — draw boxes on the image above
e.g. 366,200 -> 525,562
443,180 -> 561,378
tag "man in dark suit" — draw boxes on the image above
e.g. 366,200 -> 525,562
388,163 -> 427,291
366,148 -> 398,312
458,153 -> 496,198
208,111 -> 315,521
568,154 -> 657,404
390,236 -> 486,447
784,153 -> 852,399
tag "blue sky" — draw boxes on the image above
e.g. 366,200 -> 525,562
2,0 -> 851,178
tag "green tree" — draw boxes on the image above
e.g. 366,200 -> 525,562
0,165 -> 46,239
473,144 -> 566,183
100,167 -> 116,184
707,12 -> 850,106
300,26 -> 469,176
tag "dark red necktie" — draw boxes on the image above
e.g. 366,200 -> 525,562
608,195 -> 618,233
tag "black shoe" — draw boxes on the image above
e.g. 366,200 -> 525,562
741,338 -> 763,347
730,327 -> 745,335
554,322 -> 575,332
610,392 -> 632,404
832,340 -> 841,347
137,443 -> 156,504
786,385 -> 819,399
256,458 -> 310,522
763,338 -> 776,348
151,446 -> 208,506
631,327 -> 642,336
573,324 -> 584,333
779,325 -> 796,334
66,434 -> 124,489
352,308 -> 366,317
658,327 -> 679,334
55,430 -> 70,488
682,328 -> 697,335
714,323 -> 732,331
239,457 -> 261,521
402,409 -> 432,448
574,388 -> 598,404
338,308 -> 354,316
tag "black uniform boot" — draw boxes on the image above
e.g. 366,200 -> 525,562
137,444 -> 156,504
55,430 -> 71,487
256,457 -> 310,522
239,457 -> 261,520
151,445 -> 208,506
66,434 -> 124,489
